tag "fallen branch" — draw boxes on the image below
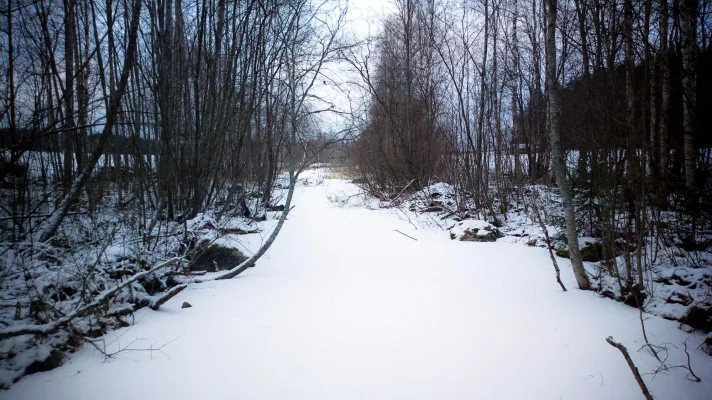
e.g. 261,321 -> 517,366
637,299 -> 663,363
649,338 -> 702,382
107,304 -> 135,318
682,339 -> 702,382
606,336 -> 654,400
150,285 -> 187,311
394,229 -> 417,241
384,179 -> 416,207
0,257 -> 185,340
526,192 -> 566,291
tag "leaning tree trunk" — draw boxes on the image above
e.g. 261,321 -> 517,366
545,0 -> 590,290
210,72 -> 300,282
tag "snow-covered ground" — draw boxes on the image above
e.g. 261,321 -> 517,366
394,181 -> 712,333
5,173 -> 712,399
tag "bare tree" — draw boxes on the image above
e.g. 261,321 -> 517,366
37,0 -> 144,242
545,0 -> 589,290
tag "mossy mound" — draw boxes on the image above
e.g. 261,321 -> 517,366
140,276 -> 165,295
23,350 -> 63,377
555,248 -> 570,258
580,242 -> 603,262
620,284 -> 647,308
555,242 -> 603,262
681,305 -> 712,332
460,226 -> 503,242
190,245 -> 247,272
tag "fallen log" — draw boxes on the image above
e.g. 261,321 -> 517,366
0,257 -> 185,340
150,285 -> 188,311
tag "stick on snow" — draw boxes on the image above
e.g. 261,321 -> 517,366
394,230 -> 417,241
606,336 -> 654,400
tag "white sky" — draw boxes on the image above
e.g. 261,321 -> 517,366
308,0 -> 398,138
342,0 -> 398,39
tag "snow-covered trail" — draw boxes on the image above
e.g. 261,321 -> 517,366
7,177 -> 712,399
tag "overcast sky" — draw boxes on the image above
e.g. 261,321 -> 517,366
342,0 -> 397,38
307,0 -> 398,138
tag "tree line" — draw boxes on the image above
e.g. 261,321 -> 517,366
0,0 -> 347,367
1,0 -> 344,243
348,0 -> 711,291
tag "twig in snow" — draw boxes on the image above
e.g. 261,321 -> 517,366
384,179 -> 416,207
638,301 -> 663,363
394,206 -> 419,231
88,330 -> 186,360
393,229 -> 417,241
606,336 -> 654,400
525,192 -> 566,291
647,338 -> 702,382
682,339 -> 702,382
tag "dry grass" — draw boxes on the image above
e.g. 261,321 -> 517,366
325,167 -> 357,180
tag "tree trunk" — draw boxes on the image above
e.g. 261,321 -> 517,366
681,0 -> 698,199
63,0 -> 76,194
511,0 -> 522,183
659,0 -> 671,208
75,0 -> 90,173
7,0 -> 16,139
546,0 -> 590,290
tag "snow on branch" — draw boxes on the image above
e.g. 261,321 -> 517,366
0,257 -> 185,340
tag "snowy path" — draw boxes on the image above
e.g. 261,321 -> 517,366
7,178 -> 712,399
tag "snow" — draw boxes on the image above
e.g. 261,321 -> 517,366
410,182 -> 456,200
309,162 -> 331,168
4,174 -> 712,399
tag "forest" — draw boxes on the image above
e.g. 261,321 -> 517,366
0,0 -> 711,397
349,0 -> 712,291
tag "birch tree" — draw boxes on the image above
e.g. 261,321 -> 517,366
545,0 -> 589,290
